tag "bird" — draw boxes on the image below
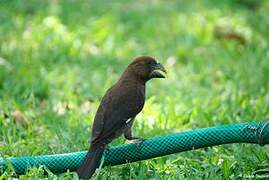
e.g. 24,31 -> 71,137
76,56 -> 167,179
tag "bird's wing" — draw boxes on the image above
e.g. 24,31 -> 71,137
90,90 -> 111,144
90,85 -> 138,146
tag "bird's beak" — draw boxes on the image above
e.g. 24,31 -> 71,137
150,62 -> 167,78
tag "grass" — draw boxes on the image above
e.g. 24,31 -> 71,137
0,0 -> 269,179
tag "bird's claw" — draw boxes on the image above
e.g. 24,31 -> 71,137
125,137 -> 146,144
133,137 -> 146,143
125,137 -> 146,150
134,137 -> 145,150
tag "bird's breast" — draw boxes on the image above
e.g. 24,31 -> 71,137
117,81 -> 145,116
131,85 -> 145,114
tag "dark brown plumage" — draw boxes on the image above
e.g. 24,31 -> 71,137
76,56 -> 167,179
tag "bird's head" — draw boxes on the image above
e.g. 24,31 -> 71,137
127,56 -> 167,82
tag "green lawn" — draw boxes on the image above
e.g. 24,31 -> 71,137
0,0 -> 269,179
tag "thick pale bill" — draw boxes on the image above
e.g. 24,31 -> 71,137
153,69 -> 167,78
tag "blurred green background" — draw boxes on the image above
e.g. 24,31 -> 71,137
0,0 -> 269,179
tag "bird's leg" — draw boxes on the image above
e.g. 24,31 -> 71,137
124,127 -> 145,151
124,119 -> 145,144
124,128 -> 145,142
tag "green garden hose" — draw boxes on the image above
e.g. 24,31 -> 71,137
0,122 -> 268,175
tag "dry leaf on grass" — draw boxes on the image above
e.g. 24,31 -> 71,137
12,110 -> 29,126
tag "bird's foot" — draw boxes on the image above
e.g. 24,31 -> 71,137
125,137 -> 146,151
125,137 -> 146,144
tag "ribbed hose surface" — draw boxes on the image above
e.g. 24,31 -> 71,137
0,122 -> 268,174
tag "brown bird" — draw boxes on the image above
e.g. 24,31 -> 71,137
76,56 -> 167,179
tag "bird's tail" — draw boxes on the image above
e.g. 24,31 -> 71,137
76,146 -> 105,179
